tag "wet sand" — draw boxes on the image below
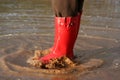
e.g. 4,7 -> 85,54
0,27 -> 120,80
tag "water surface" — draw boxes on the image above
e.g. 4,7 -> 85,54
0,0 -> 120,80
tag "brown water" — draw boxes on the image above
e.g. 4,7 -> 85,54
0,0 -> 120,80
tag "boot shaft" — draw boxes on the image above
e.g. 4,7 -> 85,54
54,12 -> 82,54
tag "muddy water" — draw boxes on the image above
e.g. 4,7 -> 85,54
0,0 -> 53,36
0,0 -> 120,80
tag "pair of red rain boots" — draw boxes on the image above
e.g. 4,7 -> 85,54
40,12 -> 82,64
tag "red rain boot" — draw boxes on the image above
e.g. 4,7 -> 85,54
40,12 -> 82,64
48,16 -> 59,51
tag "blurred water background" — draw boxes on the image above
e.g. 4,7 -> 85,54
0,0 -> 120,36
0,0 -> 120,80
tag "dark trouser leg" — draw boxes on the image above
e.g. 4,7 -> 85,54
51,0 -> 84,17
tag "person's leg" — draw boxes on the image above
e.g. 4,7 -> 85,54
52,0 -> 84,17
39,0 -> 84,64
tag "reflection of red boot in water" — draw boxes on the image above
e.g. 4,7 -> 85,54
39,12 -> 82,64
